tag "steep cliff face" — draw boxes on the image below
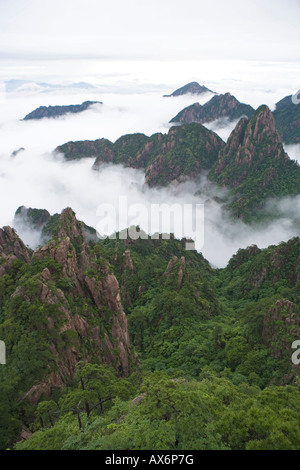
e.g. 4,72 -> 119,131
0,208 -> 134,404
0,226 -> 31,276
170,93 -> 255,124
213,106 -> 286,182
209,106 -> 300,218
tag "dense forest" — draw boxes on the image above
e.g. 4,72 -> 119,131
0,209 -> 299,450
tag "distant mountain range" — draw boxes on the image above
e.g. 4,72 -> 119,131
168,83 -> 300,145
5,79 -> 96,93
55,102 -> 300,222
22,100 -> 102,120
56,124 -> 224,187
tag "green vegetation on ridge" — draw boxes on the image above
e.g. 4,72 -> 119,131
1,210 -> 299,450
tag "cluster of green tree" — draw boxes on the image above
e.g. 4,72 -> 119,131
102,235 -> 300,385
3,229 -> 298,450
0,214 -> 134,449
57,123 -> 224,187
15,371 -> 300,451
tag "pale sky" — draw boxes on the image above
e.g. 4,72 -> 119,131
0,0 -> 299,61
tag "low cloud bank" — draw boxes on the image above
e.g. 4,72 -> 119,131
0,87 -> 299,268
2,148 -> 299,268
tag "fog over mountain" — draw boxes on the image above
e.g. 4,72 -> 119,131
1,118 -> 299,267
2,0 -> 300,452
0,0 -> 299,268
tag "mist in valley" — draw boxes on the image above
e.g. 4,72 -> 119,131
0,80 -> 299,268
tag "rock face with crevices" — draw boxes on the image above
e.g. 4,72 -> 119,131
0,208 -> 135,404
0,226 -> 30,276
209,105 -> 300,219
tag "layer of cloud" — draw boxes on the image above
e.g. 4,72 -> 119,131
0,89 -> 213,155
284,144 -> 300,163
0,0 -> 299,61
0,85 -> 299,268
2,147 -> 300,268
203,117 -> 239,142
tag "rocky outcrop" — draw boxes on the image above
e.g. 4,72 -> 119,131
170,93 -> 255,124
213,106 -> 288,185
0,226 -> 30,276
209,105 -> 300,219
165,255 -> 186,290
0,208 -> 135,404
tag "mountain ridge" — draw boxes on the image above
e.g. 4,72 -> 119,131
23,100 -> 102,120
170,92 -> 255,124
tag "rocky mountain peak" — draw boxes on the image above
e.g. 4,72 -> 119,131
251,105 -> 281,144
209,104 -> 300,219
0,208 -> 136,404
214,105 -> 288,177
55,207 -> 86,243
0,226 -> 30,276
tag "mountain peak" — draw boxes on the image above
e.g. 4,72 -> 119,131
54,207 -> 86,244
210,104 -> 299,219
248,105 -> 282,146
163,81 -> 215,97
214,104 -> 286,177
170,92 -> 255,124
